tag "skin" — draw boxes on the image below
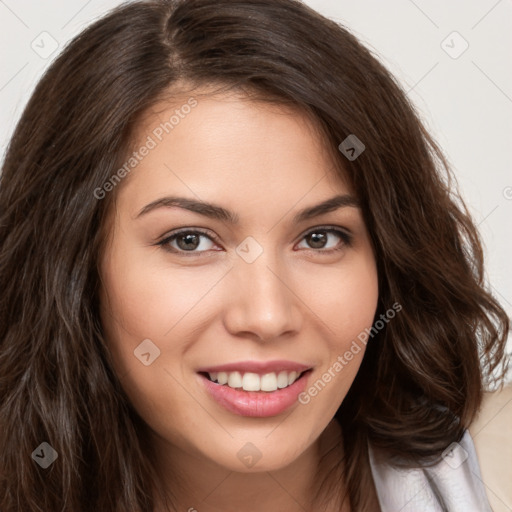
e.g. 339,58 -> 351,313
99,88 -> 379,512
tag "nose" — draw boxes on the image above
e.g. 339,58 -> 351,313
223,251 -> 303,342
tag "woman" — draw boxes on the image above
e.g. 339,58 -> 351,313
0,0 -> 510,511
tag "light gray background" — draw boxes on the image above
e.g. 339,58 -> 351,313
1,0 -> 511,361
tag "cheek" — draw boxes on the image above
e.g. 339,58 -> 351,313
335,260 -> 379,342
99,240 -> 226,350
302,248 -> 379,344
98,241 -> 230,424
300,250 -> 378,406
334,256 -> 379,367
99,246 -> 208,446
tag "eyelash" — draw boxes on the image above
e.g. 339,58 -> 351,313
156,225 -> 353,257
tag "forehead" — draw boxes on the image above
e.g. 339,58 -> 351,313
117,89 -> 352,213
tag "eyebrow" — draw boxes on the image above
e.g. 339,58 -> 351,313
136,193 -> 360,224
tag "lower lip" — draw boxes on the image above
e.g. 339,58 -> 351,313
198,371 -> 311,418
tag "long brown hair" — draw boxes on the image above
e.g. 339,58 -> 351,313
0,0 -> 509,510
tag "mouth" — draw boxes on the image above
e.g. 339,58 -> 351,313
197,368 -> 313,418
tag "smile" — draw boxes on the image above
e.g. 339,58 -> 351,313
196,361 -> 313,417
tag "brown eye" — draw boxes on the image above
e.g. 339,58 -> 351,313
305,231 -> 329,249
158,230 -> 218,254
296,227 -> 352,252
176,233 -> 201,251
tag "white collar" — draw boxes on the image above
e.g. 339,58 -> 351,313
368,429 -> 492,511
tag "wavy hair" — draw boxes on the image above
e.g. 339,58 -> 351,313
0,0 -> 509,510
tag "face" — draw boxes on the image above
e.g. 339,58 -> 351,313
99,89 -> 378,476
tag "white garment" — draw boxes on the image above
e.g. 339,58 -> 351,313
368,430 -> 492,511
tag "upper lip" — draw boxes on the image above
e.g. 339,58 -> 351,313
196,360 -> 312,375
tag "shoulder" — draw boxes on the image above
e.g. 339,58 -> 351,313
469,384 -> 512,512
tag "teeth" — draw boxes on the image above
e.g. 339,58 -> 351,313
207,370 -> 303,392
276,371 -> 288,388
260,372 -> 277,392
242,372 -> 260,391
227,371 -> 242,389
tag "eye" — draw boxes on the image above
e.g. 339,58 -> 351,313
296,226 -> 352,253
157,229 -> 219,255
